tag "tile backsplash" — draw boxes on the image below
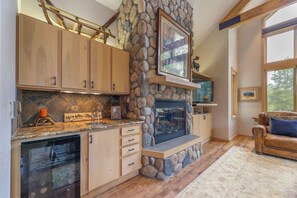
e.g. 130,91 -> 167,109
20,90 -> 124,126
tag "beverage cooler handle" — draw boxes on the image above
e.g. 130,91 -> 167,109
89,135 -> 93,144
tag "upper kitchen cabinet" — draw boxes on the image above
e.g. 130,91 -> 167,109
90,40 -> 112,93
17,14 -> 61,90
111,47 -> 130,94
62,30 -> 89,91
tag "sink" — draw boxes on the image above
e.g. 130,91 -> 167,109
86,121 -> 107,125
86,121 -> 110,129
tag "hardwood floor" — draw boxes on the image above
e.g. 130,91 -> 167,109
98,135 -> 254,198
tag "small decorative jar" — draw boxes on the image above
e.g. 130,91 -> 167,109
39,107 -> 48,118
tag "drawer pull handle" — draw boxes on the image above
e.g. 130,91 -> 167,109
53,76 -> 57,85
128,129 -> 135,132
89,135 -> 93,144
128,162 -> 135,166
128,148 -> 135,152
128,139 -> 135,142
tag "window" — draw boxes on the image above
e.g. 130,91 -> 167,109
263,3 -> 297,111
265,3 -> 297,27
232,68 -> 238,117
266,31 -> 294,63
266,68 -> 295,111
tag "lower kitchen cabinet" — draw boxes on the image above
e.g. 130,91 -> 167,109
84,124 -> 142,196
88,129 -> 120,191
120,125 -> 142,176
11,124 -> 142,198
192,113 -> 212,143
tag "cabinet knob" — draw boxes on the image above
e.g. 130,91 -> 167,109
112,84 -> 115,91
128,162 -> 135,166
91,81 -> 94,89
84,80 -> 87,88
203,116 -> 206,120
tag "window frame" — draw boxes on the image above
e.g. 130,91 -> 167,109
262,11 -> 297,112
231,68 -> 238,117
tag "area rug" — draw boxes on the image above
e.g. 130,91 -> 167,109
176,146 -> 297,198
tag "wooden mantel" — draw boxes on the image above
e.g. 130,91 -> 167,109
148,75 -> 200,90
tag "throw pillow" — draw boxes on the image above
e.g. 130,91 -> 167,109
268,116 -> 297,133
270,117 -> 297,137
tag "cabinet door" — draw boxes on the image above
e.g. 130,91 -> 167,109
205,114 -> 212,139
111,47 -> 130,94
62,31 -> 89,90
192,115 -> 200,137
18,14 -> 60,89
90,41 -> 112,92
88,129 -> 120,191
192,114 -> 206,140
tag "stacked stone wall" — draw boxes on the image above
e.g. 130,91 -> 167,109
118,0 -> 194,147
141,142 -> 202,180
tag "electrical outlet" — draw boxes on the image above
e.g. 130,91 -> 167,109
14,101 -> 22,116
9,101 -> 13,117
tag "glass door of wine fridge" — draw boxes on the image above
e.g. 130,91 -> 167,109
21,135 -> 80,198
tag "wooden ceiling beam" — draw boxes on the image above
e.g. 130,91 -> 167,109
219,0 -> 297,30
221,0 -> 251,23
103,12 -> 119,28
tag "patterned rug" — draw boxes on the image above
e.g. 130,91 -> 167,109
176,146 -> 297,198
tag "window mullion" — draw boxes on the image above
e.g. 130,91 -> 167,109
294,67 -> 297,111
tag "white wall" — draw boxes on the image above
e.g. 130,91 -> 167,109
237,18 -> 262,136
20,0 -> 118,46
0,0 -> 17,197
194,27 -> 230,140
228,28 -> 238,140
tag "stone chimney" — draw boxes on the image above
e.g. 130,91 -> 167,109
118,0 -> 194,147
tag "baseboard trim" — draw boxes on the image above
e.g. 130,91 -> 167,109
211,137 -> 230,142
229,133 -> 238,141
82,170 -> 139,198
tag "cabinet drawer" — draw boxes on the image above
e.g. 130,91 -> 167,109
122,135 -> 140,147
121,144 -> 139,157
122,126 -> 139,136
122,154 -> 141,176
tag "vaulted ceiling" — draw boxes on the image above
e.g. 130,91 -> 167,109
95,0 -> 269,49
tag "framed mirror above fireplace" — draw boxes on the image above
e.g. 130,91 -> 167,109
154,99 -> 187,144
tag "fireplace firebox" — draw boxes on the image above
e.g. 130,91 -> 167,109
154,100 -> 187,144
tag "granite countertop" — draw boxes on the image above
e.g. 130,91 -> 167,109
13,119 -> 144,141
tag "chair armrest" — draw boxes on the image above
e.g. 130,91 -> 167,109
252,125 -> 267,138
252,125 -> 267,154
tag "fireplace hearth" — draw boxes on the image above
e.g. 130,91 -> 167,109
154,100 -> 187,144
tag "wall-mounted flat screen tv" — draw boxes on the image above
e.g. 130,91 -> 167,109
192,80 -> 214,103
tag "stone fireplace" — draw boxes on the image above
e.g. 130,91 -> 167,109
154,99 -> 187,144
118,0 -> 202,180
118,0 -> 194,147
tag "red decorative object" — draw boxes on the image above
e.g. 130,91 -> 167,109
39,107 -> 48,118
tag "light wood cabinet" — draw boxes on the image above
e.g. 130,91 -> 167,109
17,14 -> 61,90
88,129 -> 120,191
122,154 -> 141,176
90,40 -> 112,92
192,113 -> 212,143
18,14 -> 130,94
120,125 -> 142,176
62,30 -> 89,90
112,47 -> 130,94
